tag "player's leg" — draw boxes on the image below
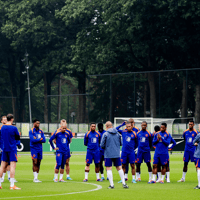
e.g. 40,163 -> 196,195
59,154 -> 66,182
124,163 -> 129,181
106,162 -> 114,189
84,151 -> 92,181
6,165 -> 10,181
136,151 -> 143,181
178,151 -> 189,182
156,162 -> 161,182
151,154 -> 159,183
32,158 -> 39,182
0,161 -> 8,188
66,151 -> 72,180
118,152 -> 127,183
115,158 -> 129,188
129,151 -> 136,183
54,152 -> 62,182
36,151 -> 43,182
9,151 -> 20,190
99,152 -> 105,180
94,151 -> 101,181
194,159 -> 200,189
166,160 -> 170,183
144,151 -> 152,182
1,165 -> 7,182
160,155 -> 168,183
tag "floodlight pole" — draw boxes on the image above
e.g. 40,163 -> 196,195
24,51 -> 32,124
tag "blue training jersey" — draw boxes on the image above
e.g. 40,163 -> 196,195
183,129 -> 198,152
1,124 -> 20,152
49,130 -> 71,153
153,131 -> 171,155
168,137 -> 176,150
84,130 -> 101,151
117,129 -> 137,153
29,127 -> 46,151
99,130 -> 106,152
0,125 -> 4,151
137,130 -> 152,152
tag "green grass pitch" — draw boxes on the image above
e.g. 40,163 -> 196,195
0,153 -> 199,200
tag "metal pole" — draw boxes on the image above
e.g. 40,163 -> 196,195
110,75 -> 112,122
159,72 -> 161,117
134,74 -> 136,117
87,77 -> 90,123
68,95 -> 69,123
186,70 -> 188,123
25,52 -> 32,124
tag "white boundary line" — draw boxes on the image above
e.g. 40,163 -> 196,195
0,182 -> 102,199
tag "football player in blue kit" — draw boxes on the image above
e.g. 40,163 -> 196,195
83,122 -> 102,182
178,120 -> 198,182
29,119 -> 46,182
151,123 -> 171,184
98,123 -> 106,180
50,124 -> 71,182
116,122 -> 137,183
136,121 -> 153,183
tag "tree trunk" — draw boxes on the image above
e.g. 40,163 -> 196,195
78,70 -> 86,123
195,84 -> 200,123
181,78 -> 187,123
44,73 -> 48,123
57,74 -> 62,121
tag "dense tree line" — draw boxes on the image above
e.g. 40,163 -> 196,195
0,0 -> 200,123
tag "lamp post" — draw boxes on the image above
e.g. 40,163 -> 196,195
22,51 -> 32,124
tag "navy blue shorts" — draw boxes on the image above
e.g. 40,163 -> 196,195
183,151 -> 195,162
121,151 -> 135,164
86,150 -> 100,164
104,157 -> 121,167
137,150 -> 151,163
31,149 -> 43,160
2,151 -> 18,162
153,154 -> 168,165
56,152 -> 70,169
0,153 -> 2,164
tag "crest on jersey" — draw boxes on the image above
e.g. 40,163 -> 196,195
192,134 -> 194,137
65,134 -> 67,137
131,134 -> 133,137
33,154 -> 35,157
145,134 -> 148,137
164,134 -> 167,137
57,154 -> 60,157
96,135 -> 98,137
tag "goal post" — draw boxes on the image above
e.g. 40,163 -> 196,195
114,117 -> 195,135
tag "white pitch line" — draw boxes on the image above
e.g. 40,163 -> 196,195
0,182 -> 102,200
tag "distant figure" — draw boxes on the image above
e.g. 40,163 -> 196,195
29,119 -> 46,182
83,122 -> 102,182
0,114 -> 20,190
98,123 -> 106,180
178,120 -> 198,182
100,121 -> 129,189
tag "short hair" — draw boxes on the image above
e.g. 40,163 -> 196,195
60,119 -> 66,123
129,118 -> 134,123
126,122 -> 131,125
98,123 -> 103,130
154,125 -> 160,132
7,114 -> 14,121
161,122 -> 167,128
33,119 -> 40,123
90,122 -> 96,126
142,121 -> 147,125
1,116 -> 6,121
189,120 -> 194,124
105,121 -> 112,128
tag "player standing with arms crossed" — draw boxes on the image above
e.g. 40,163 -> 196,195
116,122 -> 137,183
49,124 -> 71,182
29,119 -> 46,182
178,120 -> 198,182
0,114 -> 20,190
83,122 -> 102,182
151,123 -> 171,184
